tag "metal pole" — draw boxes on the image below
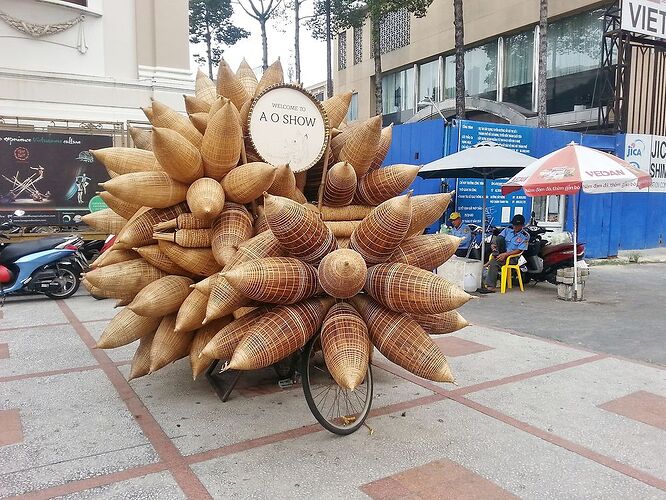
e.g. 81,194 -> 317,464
573,193 -> 579,300
481,175 -> 487,265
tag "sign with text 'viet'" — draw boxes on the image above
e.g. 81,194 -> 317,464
621,0 -> 666,41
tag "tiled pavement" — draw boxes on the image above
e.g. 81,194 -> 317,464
0,292 -> 665,499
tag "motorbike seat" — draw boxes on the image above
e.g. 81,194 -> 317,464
0,236 -> 70,264
541,243 -> 569,257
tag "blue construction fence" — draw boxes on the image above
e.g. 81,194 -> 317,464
384,119 -> 665,258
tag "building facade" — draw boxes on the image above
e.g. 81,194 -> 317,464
334,0 -> 615,129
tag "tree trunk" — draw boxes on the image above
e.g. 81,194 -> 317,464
294,0 -> 301,83
325,0 -> 333,98
260,18 -> 268,71
453,0 -> 465,119
205,13 -> 213,79
371,12 -> 382,116
537,0 -> 548,127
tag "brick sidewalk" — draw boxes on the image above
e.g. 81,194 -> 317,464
1,293 -> 665,499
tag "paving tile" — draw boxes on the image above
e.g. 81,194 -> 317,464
0,409 -> 23,446
361,477 -> 414,499
54,471 -> 185,500
0,343 -> 8,359
0,295 -> 68,329
433,337 -> 494,357
599,391 -> 666,431
64,292 -> 117,323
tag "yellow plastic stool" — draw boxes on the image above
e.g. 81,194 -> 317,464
500,253 -> 524,293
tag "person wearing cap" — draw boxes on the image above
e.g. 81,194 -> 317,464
481,213 -> 529,293
448,212 -> 472,257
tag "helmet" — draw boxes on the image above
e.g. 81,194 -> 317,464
449,212 -> 461,221
510,214 -> 526,226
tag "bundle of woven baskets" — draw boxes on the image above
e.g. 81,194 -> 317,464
82,57 -> 471,390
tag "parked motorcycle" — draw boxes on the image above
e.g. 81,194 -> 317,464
0,211 -> 88,300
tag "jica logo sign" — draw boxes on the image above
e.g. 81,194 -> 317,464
626,139 -> 646,161
625,135 -> 650,171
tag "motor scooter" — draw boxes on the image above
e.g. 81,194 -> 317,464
0,211 -> 88,301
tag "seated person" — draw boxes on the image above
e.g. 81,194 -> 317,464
448,212 -> 472,257
481,214 -> 529,293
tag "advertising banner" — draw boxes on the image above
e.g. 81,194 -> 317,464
621,0 -> 666,41
625,133 -> 666,192
0,131 -> 112,225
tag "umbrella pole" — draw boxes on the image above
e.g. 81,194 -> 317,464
481,175 -> 487,266
573,193 -> 579,300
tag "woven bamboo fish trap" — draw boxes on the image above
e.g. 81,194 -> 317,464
321,92 -> 352,130
407,192 -> 454,237
81,209 -> 127,234
151,127 -> 204,184
222,163 -> 277,204
223,257 -> 319,304
239,100 -> 252,136
351,295 -> 454,382
96,308 -> 161,349
150,314 -> 194,373
254,59 -> 284,97
92,148 -> 162,176
189,316 -> 234,380
91,248 -> 138,269
323,161 -> 357,207
201,102 -> 242,180
175,288 -> 209,333
295,170 -> 307,192
128,331 -> 155,381
186,178 -> 225,222
192,274 -> 215,294
321,302 -> 370,390
128,275 -> 194,317
195,69 -> 217,105
158,241 -> 222,277
83,281 -> 106,298
101,172 -> 188,209
355,164 -> 421,206
264,194 -> 337,266
200,307 -> 268,360
129,127 -> 153,151
223,229 -> 286,270
410,311 -> 469,335
236,57 -> 258,96
115,203 -> 188,250
318,248 -> 367,299
232,306 -> 257,320
142,106 -> 154,122
154,213 -> 210,232
388,234 -> 462,270
115,296 -> 134,307
369,124 -> 393,171
150,100 -> 203,149
324,221 -> 361,238
289,189 -> 308,204
85,258 -> 167,297
253,206 -> 269,236
135,244 -> 196,277
184,94 -> 211,115
268,164 -> 297,198
208,96 -> 228,117
189,112 -> 209,134
339,116 -> 382,178
98,191 -> 141,220
154,229 -> 212,248
350,194 -> 412,265
216,57 -> 250,110
336,237 -> 350,249
226,297 -> 334,371
319,205 -> 374,221
365,263 -> 472,314
211,203 -> 253,266
204,275 -> 249,323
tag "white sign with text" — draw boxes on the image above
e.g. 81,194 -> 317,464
621,0 -> 666,40
625,133 -> 666,192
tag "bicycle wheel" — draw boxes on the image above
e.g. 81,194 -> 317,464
301,333 -> 373,435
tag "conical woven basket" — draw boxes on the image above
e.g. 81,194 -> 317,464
128,275 -> 193,317
253,206 -> 269,236
129,127 -> 153,151
388,234 -> 462,270
192,274 -> 215,294
189,112 -> 209,134
216,57 -> 250,109
222,163 -> 277,204
208,96 -> 228,117
99,191 -> 141,220
212,203 -> 254,266
184,94 -> 211,115
128,331 -> 155,381
239,99 -> 252,135
365,262 -> 472,314
205,275 -> 249,323
150,100 -> 203,148
200,307 -> 268,360
226,297 -> 334,371
154,229 -> 212,248
135,244 -> 196,277
223,230 -> 286,270
236,57 -> 258,96
175,289 -> 209,332
101,172 -> 188,209
92,148 -> 161,176
201,102 -> 242,180
232,306 -> 257,320
324,220 -> 361,238
339,116 -> 382,178
289,189 -> 307,204
142,106 -> 154,122
369,124 -> 393,171
195,69 -> 217,105
82,209 -> 127,234
410,311 -> 469,335
151,127 -> 204,184
321,92 -> 352,129
254,59 -> 284,96
150,314 -> 194,373
355,164 -> 421,206
153,213 -> 210,232
268,164 -> 297,198
115,203 -> 188,250
186,178 -> 225,222
319,205 -> 374,221
350,194 -> 412,265
91,248 -> 138,269
85,258 -> 167,297
96,308 -> 161,349
407,192 -> 454,237
317,248 -> 367,299
189,316 -> 234,380
264,194 -> 337,266
223,257 -> 319,304
321,302 -> 370,390
351,295 -> 454,382
336,237 -> 350,249
323,162 -> 357,207
158,241 -> 222,277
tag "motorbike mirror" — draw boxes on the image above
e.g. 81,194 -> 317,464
13,209 -> 25,217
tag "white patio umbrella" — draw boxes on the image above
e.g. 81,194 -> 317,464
502,142 -> 652,299
418,141 -> 536,263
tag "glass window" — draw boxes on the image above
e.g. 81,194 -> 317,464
382,67 -> 414,114
418,60 -> 440,102
346,93 -> 358,122
465,42 -> 498,100
503,30 -> 534,110
404,66 -> 414,111
443,55 -> 456,99
533,196 -> 564,225
64,0 -> 88,5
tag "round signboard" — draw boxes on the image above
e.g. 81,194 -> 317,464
248,84 -> 330,173
88,195 -> 108,213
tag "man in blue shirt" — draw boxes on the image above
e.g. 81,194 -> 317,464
481,214 -> 529,293
449,212 -> 472,257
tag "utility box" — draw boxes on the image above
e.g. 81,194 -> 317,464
556,265 -> 589,301
437,256 -> 483,292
